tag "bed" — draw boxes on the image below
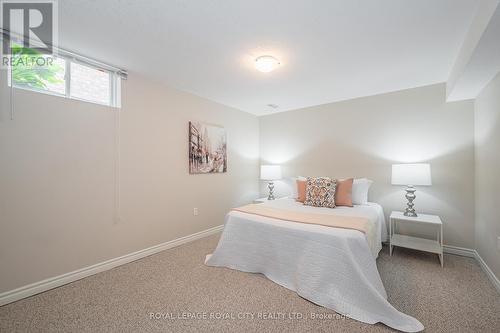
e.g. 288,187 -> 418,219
205,198 -> 424,332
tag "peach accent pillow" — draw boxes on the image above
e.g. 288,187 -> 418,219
335,178 -> 354,207
296,180 -> 307,203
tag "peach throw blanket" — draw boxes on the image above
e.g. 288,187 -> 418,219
232,204 -> 369,234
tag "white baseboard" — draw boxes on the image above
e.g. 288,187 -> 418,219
0,225 -> 224,306
443,245 -> 476,258
474,250 -> 500,294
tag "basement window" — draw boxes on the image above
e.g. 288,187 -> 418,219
70,61 -> 112,106
7,44 -> 122,108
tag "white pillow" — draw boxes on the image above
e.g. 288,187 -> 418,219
289,176 -> 307,199
352,178 -> 373,205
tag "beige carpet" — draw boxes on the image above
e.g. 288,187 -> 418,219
1,234 -> 499,332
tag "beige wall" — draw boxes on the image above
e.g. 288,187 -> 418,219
475,73 -> 500,280
259,84 -> 475,248
0,72 -> 259,293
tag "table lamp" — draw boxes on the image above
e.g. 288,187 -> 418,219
391,163 -> 432,217
260,165 -> 282,200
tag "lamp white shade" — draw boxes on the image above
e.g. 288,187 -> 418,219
391,163 -> 432,186
260,165 -> 282,180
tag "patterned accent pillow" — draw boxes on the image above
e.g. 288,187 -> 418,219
304,177 -> 337,208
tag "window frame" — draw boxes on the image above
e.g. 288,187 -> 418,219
7,53 -> 121,108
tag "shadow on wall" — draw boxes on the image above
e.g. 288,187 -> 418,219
476,92 -> 500,146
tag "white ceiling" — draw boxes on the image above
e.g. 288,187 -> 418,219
60,0 -> 479,115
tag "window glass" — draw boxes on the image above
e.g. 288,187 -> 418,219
70,62 -> 110,105
11,44 -> 66,95
8,44 -> 120,107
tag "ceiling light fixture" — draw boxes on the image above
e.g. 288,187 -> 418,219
255,55 -> 280,73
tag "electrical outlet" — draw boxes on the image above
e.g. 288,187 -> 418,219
193,208 -> 198,216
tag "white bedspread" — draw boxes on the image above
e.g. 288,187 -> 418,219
205,199 -> 423,332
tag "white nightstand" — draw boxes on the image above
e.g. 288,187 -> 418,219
253,197 -> 288,204
389,211 -> 443,267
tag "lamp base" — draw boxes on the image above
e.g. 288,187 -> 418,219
403,185 -> 418,217
404,211 -> 418,217
267,181 -> 275,200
